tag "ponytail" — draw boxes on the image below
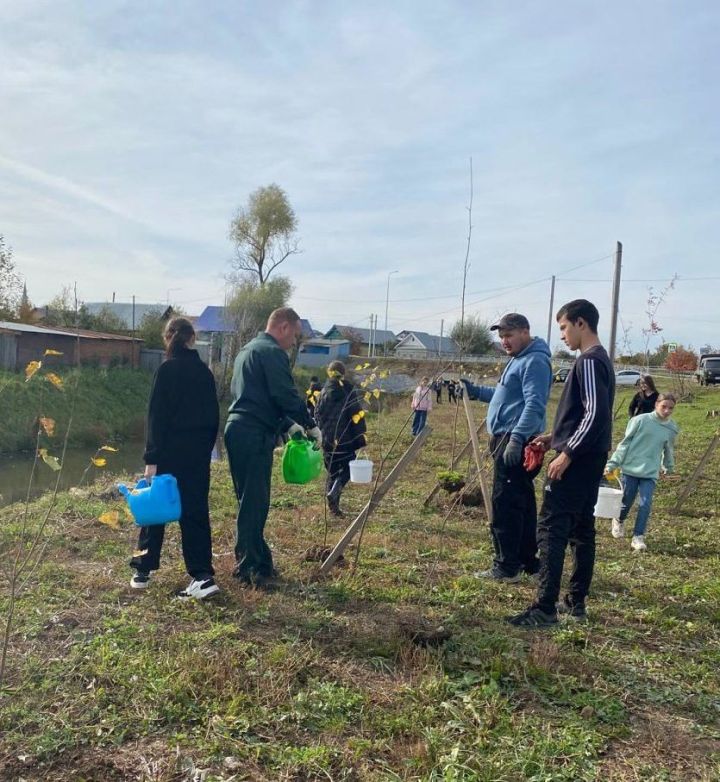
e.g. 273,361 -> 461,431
164,317 -> 195,358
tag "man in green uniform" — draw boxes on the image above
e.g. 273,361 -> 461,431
225,307 -> 320,585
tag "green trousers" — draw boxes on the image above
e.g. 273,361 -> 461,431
224,419 -> 276,579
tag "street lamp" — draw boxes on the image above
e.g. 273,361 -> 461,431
384,270 -> 399,356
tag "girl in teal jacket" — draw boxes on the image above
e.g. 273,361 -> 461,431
606,393 -> 679,551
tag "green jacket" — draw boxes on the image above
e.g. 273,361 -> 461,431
227,332 -> 312,434
607,411 -> 679,480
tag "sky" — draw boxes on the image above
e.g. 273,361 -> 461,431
1,0 -> 719,353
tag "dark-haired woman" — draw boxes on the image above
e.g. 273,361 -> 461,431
129,317 -> 220,599
628,374 -> 659,417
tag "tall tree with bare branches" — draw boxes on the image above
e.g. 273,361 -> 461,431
229,184 -> 300,285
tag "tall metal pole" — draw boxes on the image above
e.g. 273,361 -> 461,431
132,294 -> 137,369
369,314 -> 374,358
439,319 -> 444,357
546,275 -> 556,346
384,270 -> 398,356
608,241 -> 623,364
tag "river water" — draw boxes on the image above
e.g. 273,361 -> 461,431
0,441 -> 147,508
0,438 -> 227,508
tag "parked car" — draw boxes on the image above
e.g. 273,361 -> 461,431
615,369 -> 642,386
553,367 -> 570,383
695,354 -> 720,385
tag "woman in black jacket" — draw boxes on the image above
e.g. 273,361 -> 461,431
628,374 -> 659,417
129,317 -> 220,600
315,361 -> 367,517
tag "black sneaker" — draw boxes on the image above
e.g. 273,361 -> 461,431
130,571 -> 151,589
507,605 -> 558,628
556,597 -> 588,622
176,577 -> 220,600
474,567 -> 522,583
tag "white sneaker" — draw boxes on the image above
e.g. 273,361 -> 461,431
130,571 -> 151,589
611,518 -> 625,538
176,577 -> 220,600
631,535 -> 647,552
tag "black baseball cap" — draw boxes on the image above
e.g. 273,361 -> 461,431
490,313 -> 530,332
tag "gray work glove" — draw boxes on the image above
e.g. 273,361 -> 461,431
503,436 -> 524,467
286,422 -> 304,438
307,426 -> 322,447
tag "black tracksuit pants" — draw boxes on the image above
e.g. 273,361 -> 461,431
535,451 -> 607,613
490,434 -> 541,576
129,453 -> 214,580
224,419 -> 276,579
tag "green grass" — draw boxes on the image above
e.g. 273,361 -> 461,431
1,382 -> 720,780
0,367 -> 153,453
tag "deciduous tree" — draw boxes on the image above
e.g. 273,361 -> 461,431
0,235 -> 21,320
451,315 -> 492,355
229,184 -> 300,285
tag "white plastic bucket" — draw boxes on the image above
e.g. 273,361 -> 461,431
594,486 -> 623,518
349,459 -> 374,484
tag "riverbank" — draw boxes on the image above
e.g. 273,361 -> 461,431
0,367 -> 153,453
1,386 -> 719,779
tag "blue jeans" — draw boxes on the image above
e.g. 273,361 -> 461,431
412,409 -> 428,436
619,474 -> 656,536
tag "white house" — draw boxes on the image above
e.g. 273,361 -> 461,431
394,331 -> 459,359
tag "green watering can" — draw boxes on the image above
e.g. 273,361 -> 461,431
282,433 -> 323,484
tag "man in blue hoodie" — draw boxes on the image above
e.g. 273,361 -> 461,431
462,313 -> 552,582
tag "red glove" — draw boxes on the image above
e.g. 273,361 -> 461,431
523,443 -> 546,472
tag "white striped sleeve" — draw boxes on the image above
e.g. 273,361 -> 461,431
566,358 -> 597,452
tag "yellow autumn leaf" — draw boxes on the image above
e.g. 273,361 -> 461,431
364,391 -> 371,402
25,361 -> 42,381
37,448 -> 62,471
45,372 -> 64,390
355,364 -> 363,371
373,388 -> 381,399
362,362 -> 370,369
43,349 -> 64,357
97,511 -> 120,530
351,410 -> 366,424
99,445 -> 119,452
123,506 -> 134,520
378,371 -> 389,379
91,457 -> 107,468
39,417 -> 56,437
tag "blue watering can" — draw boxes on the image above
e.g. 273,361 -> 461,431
118,474 -> 182,526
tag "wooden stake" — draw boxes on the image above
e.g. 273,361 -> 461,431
423,419 -> 486,507
461,393 -> 493,523
320,426 -> 432,573
672,432 -> 719,514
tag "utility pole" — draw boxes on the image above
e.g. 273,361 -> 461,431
546,275 -> 556,346
369,314 -> 374,357
132,294 -> 137,369
384,270 -> 398,356
439,319 -> 444,356
609,241 -> 623,364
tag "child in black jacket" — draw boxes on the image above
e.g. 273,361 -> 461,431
314,361 -> 367,517
129,317 -> 220,600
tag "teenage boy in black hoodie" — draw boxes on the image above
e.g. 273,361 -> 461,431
314,361 -> 367,516
508,300 -> 614,627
